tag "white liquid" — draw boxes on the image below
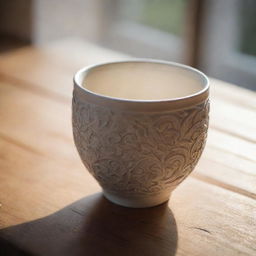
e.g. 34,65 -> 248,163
83,62 -> 205,101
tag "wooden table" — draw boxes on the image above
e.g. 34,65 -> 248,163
0,38 -> 255,256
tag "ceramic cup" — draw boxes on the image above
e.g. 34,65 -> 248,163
72,59 -> 209,208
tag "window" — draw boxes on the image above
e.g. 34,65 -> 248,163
101,0 -> 189,62
100,0 -> 256,91
199,0 -> 256,90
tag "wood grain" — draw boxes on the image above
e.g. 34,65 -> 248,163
0,134 -> 256,255
210,78 -> 256,110
0,39 -> 255,256
210,97 -> 256,143
0,39 -> 127,100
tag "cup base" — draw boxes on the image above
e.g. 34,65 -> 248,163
103,190 -> 171,208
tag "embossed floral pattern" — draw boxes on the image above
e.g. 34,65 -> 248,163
72,91 -> 209,196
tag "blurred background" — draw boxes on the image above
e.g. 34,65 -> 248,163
0,0 -> 255,90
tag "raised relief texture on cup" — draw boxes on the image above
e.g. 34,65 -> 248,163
72,91 -> 209,197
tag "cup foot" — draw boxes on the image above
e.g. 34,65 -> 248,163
103,190 -> 171,208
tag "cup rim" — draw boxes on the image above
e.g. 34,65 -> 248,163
74,59 -> 209,103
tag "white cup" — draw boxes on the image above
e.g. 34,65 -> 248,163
72,59 -> 209,208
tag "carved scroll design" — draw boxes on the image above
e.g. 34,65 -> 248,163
72,92 -> 209,196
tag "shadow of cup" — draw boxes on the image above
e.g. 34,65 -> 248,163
0,193 -> 177,256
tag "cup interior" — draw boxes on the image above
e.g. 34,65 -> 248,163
77,61 -> 208,101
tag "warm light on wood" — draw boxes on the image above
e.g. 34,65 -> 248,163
0,39 -> 255,256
